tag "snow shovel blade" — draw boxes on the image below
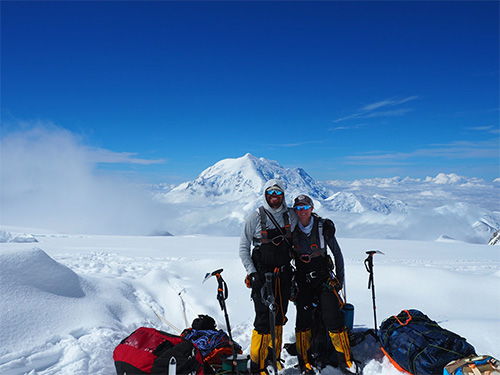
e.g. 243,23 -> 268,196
203,268 -> 223,283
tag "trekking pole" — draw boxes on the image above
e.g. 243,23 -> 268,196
203,269 -> 238,374
364,250 -> 384,335
261,272 -> 277,374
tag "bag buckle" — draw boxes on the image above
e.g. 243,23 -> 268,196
305,271 -> 317,283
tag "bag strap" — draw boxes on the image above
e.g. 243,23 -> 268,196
394,310 -> 412,326
283,211 -> 292,239
445,358 -> 468,374
318,219 -> 325,250
468,363 -> 482,375
263,207 -> 285,236
259,206 -> 269,244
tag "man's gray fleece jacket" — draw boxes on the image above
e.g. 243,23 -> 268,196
239,179 -> 298,275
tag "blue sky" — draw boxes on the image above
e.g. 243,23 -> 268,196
1,1 -> 499,184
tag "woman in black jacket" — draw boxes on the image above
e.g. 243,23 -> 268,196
292,194 -> 359,375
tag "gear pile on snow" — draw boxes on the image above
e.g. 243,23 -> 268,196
113,327 -> 204,375
444,355 -> 500,375
181,315 -> 243,367
111,253 -> 495,375
378,309 -> 476,375
181,328 -> 242,366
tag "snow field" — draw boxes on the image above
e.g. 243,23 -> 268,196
0,233 -> 499,375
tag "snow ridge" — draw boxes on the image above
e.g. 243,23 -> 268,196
323,192 -> 407,214
0,230 -> 38,243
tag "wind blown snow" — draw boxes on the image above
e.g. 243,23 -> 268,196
0,232 -> 499,375
0,125 -> 168,235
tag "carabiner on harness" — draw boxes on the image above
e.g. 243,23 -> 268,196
271,235 -> 285,246
300,254 -> 311,263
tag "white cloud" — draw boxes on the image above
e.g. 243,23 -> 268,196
264,140 -> 325,148
87,148 -> 166,165
466,125 -> 500,135
333,96 -> 419,123
467,126 -> 494,131
344,138 -> 500,166
361,96 -> 419,111
330,123 -> 368,131
0,123 -> 169,235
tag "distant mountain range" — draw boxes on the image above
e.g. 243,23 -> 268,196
155,154 -> 500,244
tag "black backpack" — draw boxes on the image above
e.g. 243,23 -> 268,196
378,310 -> 476,375
113,327 -> 204,374
191,314 -> 217,331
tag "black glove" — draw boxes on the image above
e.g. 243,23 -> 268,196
249,272 -> 263,291
323,219 -> 336,239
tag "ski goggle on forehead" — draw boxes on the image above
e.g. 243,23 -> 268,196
295,205 -> 311,211
266,189 -> 283,195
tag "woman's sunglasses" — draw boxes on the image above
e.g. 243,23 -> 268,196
295,205 -> 311,211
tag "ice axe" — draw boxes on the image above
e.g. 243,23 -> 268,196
261,272 -> 278,374
203,269 -> 238,373
364,250 -> 384,335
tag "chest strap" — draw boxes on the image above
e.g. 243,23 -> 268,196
258,206 -> 292,244
299,245 -> 323,263
293,218 -> 326,262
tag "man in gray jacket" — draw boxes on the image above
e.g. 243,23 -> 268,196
239,179 -> 298,374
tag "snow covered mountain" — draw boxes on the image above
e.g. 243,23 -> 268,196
157,154 -> 332,235
163,153 -> 329,204
156,154 -> 499,244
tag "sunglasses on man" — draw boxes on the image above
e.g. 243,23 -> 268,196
266,189 -> 283,196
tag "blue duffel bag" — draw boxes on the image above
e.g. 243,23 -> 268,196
378,309 -> 476,375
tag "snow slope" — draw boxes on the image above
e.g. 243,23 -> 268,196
1,230 -> 499,375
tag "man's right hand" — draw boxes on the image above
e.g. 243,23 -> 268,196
249,272 -> 263,291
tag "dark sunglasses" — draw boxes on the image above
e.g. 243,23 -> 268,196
266,189 -> 283,196
295,205 -> 311,211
